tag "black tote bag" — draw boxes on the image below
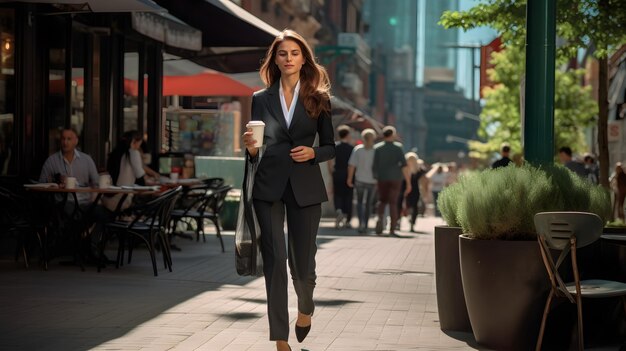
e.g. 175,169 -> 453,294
235,148 -> 264,277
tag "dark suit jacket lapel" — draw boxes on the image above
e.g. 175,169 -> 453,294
266,82 -> 290,135
288,98 -> 306,133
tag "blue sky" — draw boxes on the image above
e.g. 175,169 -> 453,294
455,0 -> 498,99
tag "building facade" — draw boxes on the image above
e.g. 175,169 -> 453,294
364,0 -> 421,149
0,1 -> 279,180
241,0 -> 377,131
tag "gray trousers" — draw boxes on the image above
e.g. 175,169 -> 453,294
355,181 -> 376,229
253,181 -> 320,341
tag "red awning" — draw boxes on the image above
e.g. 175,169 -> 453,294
161,72 -> 255,96
52,72 -> 255,97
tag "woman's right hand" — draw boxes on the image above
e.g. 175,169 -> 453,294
242,128 -> 259,157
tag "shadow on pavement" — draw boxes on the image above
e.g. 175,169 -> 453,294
442,330 -> 490,350
234,296 -> 361,308
0,229 -> 345,351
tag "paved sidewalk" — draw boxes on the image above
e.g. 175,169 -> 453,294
0,216 -> 477,351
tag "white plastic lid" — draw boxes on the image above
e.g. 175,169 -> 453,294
246,121 -> 265,126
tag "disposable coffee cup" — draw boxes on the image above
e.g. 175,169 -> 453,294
65,177 -> 77,189
170,172 -> 179,182
246,121 -> 265,148
99,174 -> 112,189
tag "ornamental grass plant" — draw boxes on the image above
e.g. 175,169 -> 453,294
438,164 -> 611,240
437,178 -> 465,227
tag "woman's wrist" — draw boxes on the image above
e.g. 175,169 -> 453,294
247,147 -> 259,157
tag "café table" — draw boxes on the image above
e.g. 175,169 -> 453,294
24,184 -> 159,270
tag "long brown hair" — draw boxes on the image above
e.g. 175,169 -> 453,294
259,29 -> 331,118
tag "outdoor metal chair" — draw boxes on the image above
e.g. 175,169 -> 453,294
100,186 -> 181,276
534,212 -> 626,351
0,186 -> 47,269
170,185 -> 232,252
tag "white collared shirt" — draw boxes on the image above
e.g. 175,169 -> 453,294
279,80 -> 301,128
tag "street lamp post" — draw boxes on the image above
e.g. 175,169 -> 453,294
455,109 -> 480,122
445,134 -> 477,144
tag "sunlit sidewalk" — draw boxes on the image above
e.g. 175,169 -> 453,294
0,215 -> 477,351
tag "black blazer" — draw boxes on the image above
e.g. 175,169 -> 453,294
250,82 -> 335,207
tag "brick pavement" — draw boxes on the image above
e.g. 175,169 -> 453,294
0,216 -> 478,351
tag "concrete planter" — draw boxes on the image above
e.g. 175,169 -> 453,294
459,235 -> 549,350
434,226 -> 472,332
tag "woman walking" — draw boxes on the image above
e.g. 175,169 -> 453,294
399,152 -> 426,232
610,162 -> 626,221
242,29 -> 335,351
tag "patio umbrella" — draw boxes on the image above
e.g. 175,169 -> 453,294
161,72 -> 255,97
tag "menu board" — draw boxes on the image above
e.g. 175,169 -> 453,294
163,108 -> 241,157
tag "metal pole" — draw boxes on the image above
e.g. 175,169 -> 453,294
470,47 -> 476,110
524,0 -> 556,165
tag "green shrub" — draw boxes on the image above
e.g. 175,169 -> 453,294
438,164 -> 611,240
437,178 -> 464,227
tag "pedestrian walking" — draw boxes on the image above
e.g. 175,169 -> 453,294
242,29 -> 335,351
347,128 -> 377,233
559,146 -> 587,178
610,162 -> 626,221
372,126 -> 411,236
584,153 -> 599,185
426,163 -> 448,217
330,125 -> 354,228
492,143 -> 513,169
446,162 -> 459,186
398,152 -> 426,232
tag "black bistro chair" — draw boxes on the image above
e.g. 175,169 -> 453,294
534,212 -> 626,351
100,186 -> 181,276
170,184 -> 232,252
0,186 -> 47,269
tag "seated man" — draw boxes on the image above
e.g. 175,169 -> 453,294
39,128 -> 99,208
39,128 -> 105,261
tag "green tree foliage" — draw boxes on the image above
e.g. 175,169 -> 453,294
440,0 -> 626,164
467,46 -> 597,160
441,0 -> 626,59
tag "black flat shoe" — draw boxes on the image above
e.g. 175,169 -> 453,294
295,323 -> 311,343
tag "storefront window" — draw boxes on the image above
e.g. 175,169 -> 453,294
0,8 -> 15,175
162,102 -> 241,157
123,42 -> 139,132
70,30 -> 87,138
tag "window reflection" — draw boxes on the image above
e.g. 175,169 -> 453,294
48,38 -> 67,154
0,8 -> 15,175
70,30 -> 87,138
123,49 -> 139,132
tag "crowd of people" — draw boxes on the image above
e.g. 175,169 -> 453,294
328,130 -> 626,234
328,125 -> 462,236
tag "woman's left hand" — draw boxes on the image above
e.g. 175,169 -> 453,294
290,146 -> 315,162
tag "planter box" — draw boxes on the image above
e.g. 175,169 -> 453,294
434,226 -> 472,332
220,191 -> 240,231
459,235 -> 549,350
